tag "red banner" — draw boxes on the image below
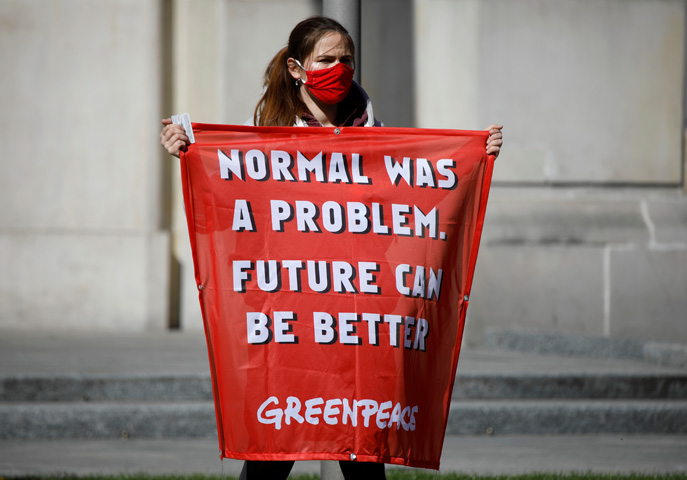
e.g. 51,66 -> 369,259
180,124 -> 494,469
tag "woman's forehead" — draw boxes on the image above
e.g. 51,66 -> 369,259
310,32 -> 350,57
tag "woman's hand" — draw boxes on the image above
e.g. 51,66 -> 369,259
485,124 -> 503,158
160,118 -> 190,158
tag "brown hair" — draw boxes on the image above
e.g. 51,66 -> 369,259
253,16 -> 355,127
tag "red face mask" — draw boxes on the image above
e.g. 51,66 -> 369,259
297,60 -> 354,105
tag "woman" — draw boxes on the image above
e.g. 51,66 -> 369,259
160,15 -> 502,480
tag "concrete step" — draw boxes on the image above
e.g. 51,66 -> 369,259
2,399 -> 686,439
484,328 -> 687,368
0,401 -> 217,440
3,372 -> 687,402
0,374 -> 213,402
452,373 -> 687,399
446,399 -> 687,435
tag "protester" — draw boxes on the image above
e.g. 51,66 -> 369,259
160,15 -> 502,480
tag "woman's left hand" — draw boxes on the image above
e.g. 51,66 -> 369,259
485,124 -> 503,158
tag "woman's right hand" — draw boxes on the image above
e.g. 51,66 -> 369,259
160,118 -> 190,158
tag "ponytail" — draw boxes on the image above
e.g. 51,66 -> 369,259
253,47 -> 305,126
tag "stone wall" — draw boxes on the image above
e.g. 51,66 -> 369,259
409,0 -> 686,345
0,0 -> 170,330
465,188 -> 687,345
1,0 -> 685,342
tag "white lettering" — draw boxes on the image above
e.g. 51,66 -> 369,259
376,401 -> 393,429
415,158 -> 436,188
304,397 -> 324,425
358,399 -> 379,427
395,264 -> 411,296
384,156 -> 412,186
285,396 -> 304,425
258,395 -> 419,432
218,149 -> 243,180
256,260 -> 280,292
271,150 -> 295,181
233,260 -> 252,292
270,200 -> 293,232
323,399 -> 342,425
328,152 -> 350,183
437,159 -> 457,189
245,149 -> 269,181
282,260 -> 304,291
339,312 -> 360,345
362,313 -> 381,346
414,205 -> 437,239
313,312 -> 337,344
396,264 -> 444,300
295,200 -> 321,233
232,199 -> 255,232
351,153 -> 370,184
428,268 -> 443,301
404,316 -> 416,349
257,396 -> 283,429
384,314 -> 403,348
347,202 -> 369,234
274,311 -> 297,344
414,318 -> 429,351
332,261 -> 357,293
322,201 -> 345,233
297,151 -> 326,182
391,204 -> 412,236
358,262 -> 380,294
247,312 -> 271,344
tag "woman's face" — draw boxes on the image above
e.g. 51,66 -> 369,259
299,32 -> 353,78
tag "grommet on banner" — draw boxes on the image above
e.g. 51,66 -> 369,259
198,284 -> 204,291
334,128 -> 341,135
350,453 -> 357,461
464,295 -> 469,301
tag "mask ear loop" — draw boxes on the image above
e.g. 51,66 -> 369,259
294,59 -> 307,84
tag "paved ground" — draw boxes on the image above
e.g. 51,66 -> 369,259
1,329 -> 686,477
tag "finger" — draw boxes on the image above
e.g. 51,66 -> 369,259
487,146 -> 500,157
160,124 -> 176,140
174,133 -> 190,145
161,126 -> 186,142
162,138 -> 186,157
161,118 -> 172,125
162,124 -> 184,135
163,136 -> 189,153
166,130 -> 189,143
164,133 -> 189,152
485,125 -> 503,136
